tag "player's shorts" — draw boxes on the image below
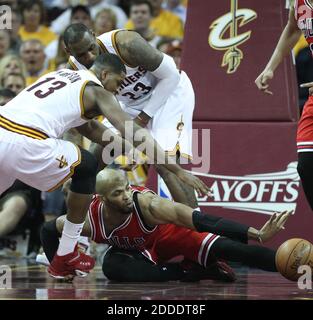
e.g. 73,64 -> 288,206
0,127 -> 81,195
135,225 -> 219,267
102,71 -> 195,160
297,96 -> 313,152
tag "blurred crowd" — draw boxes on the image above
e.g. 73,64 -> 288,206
0,0 -> 187,259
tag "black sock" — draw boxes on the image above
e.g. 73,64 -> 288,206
40,219 -> 60,262
210,237 -> 277,272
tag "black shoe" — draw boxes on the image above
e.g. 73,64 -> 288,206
181,260 -> 237,282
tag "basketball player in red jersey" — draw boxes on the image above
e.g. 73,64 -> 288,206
255,0 -> 313,211
40,169 -> 291,282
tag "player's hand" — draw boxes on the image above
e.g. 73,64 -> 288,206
258,210 -> 293,243
176,170 -> 212,197
134,111 -> 151,128
300,82 -> 313,95
255,69 -> 274,95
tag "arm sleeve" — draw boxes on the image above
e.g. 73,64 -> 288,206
192,211 -> 249,243
142,54 -> 181,117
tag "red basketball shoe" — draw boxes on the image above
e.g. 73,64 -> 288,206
48,248 -> 95,279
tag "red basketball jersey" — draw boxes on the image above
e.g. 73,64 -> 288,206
88,185 -> 161,250
87,185 -> 219,266
295,0 -> 313,54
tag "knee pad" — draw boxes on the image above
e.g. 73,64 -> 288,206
70,149 -> 98,194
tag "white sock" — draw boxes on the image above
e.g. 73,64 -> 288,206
57,218 -> 85,256
194,207 -> 201,211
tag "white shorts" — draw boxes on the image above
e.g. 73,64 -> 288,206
102,71 -> 195,159
0,127 -> 81,195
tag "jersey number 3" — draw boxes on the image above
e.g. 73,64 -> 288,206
122,82 -> 152,101
27,77 -> 67,98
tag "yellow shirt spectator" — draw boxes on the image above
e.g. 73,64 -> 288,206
20,39 -> 55,86
18,25 -> 57,47
125,9 -> 184,39
25,67 -> 54,86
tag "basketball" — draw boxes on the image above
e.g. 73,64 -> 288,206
275,239 -> 313,281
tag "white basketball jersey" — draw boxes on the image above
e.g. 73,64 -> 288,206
0,69 -> 103,139
68,30 -> 158,107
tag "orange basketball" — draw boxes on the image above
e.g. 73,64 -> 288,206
275,238 -> 313,281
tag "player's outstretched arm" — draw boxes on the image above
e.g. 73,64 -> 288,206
143,194 -> 292,243
255,6 -> 301,95
115,30 -> 181,125
85,85 -> 209,196
76,119 -> 135,156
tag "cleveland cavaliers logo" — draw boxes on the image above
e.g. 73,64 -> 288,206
208,0 -> 257,74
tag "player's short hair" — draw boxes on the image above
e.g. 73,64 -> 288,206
63,23 -> 91,48
93,53 -> 126,75
130,0 -> 153,15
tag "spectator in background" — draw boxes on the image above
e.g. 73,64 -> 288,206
0,30 -> 11,60
125,0 -> 184,39
163,39 -> 182,69
0,55 -> 27,83
19,0 -> 57,47
2,73 -> 26,96
0,0 -> 19,10
20,39 -> 52,85
42,186 -> 66,222
50,0 -> 127,34
94,8 -> 117,36
70,5 -> 93,29
129,0 -> 162,48
45,5 -> 93,67
0,89 -> 15,106
0,180 -> 44,257
9,11 -> 23,54
47,35 -> 68,70
163,0 -> 187,24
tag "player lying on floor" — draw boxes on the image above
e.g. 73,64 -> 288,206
40,168 -> 291,282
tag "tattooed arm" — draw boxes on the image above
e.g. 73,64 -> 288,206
115,30 -> 181,127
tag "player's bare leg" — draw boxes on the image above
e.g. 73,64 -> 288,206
48,149 -> 97,279
89,142 -> 107,172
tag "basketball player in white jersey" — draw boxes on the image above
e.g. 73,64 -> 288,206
64,23 -> 198,208
0,52 -> 209,279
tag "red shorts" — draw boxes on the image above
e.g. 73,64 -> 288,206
140,225 -> 220,267
297,96 -> 313,152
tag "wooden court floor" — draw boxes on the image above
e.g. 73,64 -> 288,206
0,259 -> 312,300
